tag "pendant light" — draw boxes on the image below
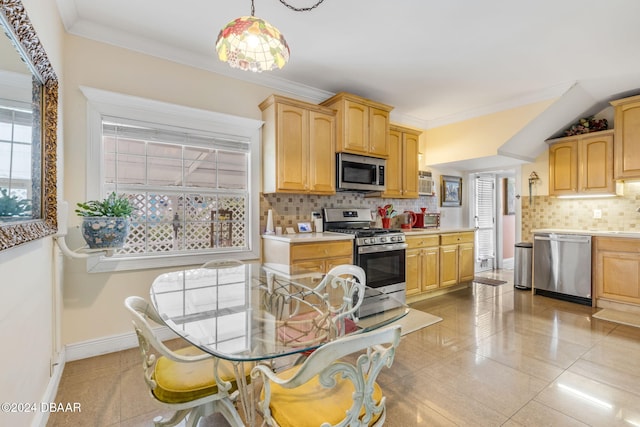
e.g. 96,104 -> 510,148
215,0 -> 325,73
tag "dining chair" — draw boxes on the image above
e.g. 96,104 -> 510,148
275,264 -> 366,361
124,296 -> 249,427
251,324 -> 401,427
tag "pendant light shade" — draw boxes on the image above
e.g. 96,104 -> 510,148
216,15 -> 289,72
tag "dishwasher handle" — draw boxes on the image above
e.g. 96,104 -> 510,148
534,234 -> 591,244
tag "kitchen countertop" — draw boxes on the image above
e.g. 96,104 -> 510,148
261,232 -> 354,243
533,228 -> 640,239
263,228 -> 477,242
401,227 -> 476,236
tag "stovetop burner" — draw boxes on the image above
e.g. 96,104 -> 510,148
327,227 -> 402,237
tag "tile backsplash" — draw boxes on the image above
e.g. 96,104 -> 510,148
521,181 -> 640,241
260,193 -> 439,232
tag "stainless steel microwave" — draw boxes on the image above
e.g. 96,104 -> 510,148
336,153 -> 386,192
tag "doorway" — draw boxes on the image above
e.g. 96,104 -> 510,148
472,170 -> 516,272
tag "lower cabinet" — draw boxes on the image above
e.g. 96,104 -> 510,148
406,235 -> 439,296
594,237 -> 640,306
262,239 -> 353,274
406,231 -> 475,297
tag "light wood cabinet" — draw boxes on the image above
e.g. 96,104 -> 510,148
320,92 -> 393,158
382,125 -> 421,198
406,231 -> 474,297
260,95 -> 336,195
262,238 -> 353,275
548,130 -> 614,196
440,232 -> 475,287
611,95 -> 640,179
405,235 -> 439,295
594,237 -> 640,306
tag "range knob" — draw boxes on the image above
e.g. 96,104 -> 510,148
379,237 -> 387,243
362,238 -> 370,245
390,236 -> 397,242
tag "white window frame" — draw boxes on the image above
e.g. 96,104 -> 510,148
80,86 -> 262,272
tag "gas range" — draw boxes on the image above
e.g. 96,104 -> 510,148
323,207 -> 407,318
328,227 -> 406,247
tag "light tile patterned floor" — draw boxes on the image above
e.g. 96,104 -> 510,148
48,269 -> 640,426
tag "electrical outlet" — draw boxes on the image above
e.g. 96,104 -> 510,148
593,209 -> 602,219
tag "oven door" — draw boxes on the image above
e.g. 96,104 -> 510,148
356,244 -> 406,289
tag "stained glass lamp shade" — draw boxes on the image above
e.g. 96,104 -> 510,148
216,16 -> 290,72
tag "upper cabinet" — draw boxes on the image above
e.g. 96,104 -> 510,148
548,130 -> 614,196
382,124 -> 421,198
260,95 -> 336,195
320,92 -> 393,158
611,95 -> 640,179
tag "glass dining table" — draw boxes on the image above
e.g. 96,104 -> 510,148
150,261 -> 409,425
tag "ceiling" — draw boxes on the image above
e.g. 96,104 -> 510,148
55,0 -> 640,170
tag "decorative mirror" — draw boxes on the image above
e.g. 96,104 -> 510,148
0,0 -> 58,250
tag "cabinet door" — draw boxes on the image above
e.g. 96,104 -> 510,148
343,100 -> 368,154
458,242 -> 475,283
402,132 -> 420,198
369,107 -> 389,157
325,256 -> 355,273
549,140 -> 578,195
580,133 -> 614,194
382,129 -> 402,197
614,100 -> 640,179
405,248 -> 421,296
440,244 -> 458,287
422,247 -> 440,291
308,111 -> 336,194
276,104 -> 308,192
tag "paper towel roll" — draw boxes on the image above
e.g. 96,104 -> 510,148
265,209 -> 275,234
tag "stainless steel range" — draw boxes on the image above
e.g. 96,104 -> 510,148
323,208 -> 407,318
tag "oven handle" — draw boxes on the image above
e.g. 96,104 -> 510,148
357,243 -> 408,254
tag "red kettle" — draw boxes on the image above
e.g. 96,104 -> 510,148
401,211 -> 417,229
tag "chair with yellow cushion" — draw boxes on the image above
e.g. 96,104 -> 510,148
124,296 -> 250,427
251,325 -> 401,427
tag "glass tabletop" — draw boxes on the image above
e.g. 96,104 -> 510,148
150,262 -> 409,362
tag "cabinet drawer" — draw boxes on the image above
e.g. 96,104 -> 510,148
406,235 -> 439,249
440,232 -> 474,245
291,241 -> 352,261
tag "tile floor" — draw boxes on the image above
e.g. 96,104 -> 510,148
48,269 -> 640,426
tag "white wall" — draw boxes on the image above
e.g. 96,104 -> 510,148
0,1 -> 65,424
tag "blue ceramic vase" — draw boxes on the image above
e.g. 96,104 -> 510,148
81,217 -> 130,249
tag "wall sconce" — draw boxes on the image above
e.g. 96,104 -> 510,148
528,171 -> 540,204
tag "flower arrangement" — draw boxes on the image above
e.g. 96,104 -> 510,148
563,116 -> 608,136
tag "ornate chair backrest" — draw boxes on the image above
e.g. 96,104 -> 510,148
313,264 -> 366,333
252,325 -> 401,427
123,296 -> 232,396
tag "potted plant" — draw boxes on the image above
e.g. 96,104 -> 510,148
75,192 -> 134,249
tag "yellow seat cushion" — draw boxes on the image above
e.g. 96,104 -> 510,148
153,346 -> 250,404
263,364 -> 384,427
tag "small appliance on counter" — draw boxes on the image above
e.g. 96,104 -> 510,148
401,211 -> 417,229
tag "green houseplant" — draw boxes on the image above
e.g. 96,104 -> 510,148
75,192 -> 134,249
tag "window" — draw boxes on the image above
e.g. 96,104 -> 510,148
0,102 -> 35,218
81,87 -> 262,272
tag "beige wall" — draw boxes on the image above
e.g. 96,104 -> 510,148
60,35 -> 282,346
423,99 -> 554,165
0,0 -> 65,424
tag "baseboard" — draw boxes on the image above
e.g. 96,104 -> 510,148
32,351 -> 66,427
65,325 -> 178,362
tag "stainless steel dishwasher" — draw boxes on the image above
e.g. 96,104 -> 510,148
533,233 -> 592,305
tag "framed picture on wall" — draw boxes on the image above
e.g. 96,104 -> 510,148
440,175 -> 462,207
503,177 -> 515,215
